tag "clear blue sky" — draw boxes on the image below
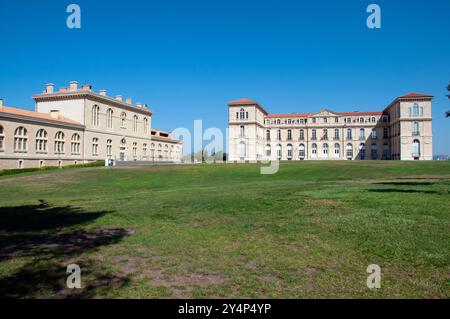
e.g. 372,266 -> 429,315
0,0 -> 449,154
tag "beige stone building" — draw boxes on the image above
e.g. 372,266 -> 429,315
228,93 -> 433,161
0,81 -> 182,170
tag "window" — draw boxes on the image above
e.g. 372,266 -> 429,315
371,117 -> 376,123
287,144 -> 293,159
323,143 -> 329,156
383,143 -> 389,159
266,130 -> 270,140
14,127 -> 28,152
312,129 -> 317,140
412,139 -> 420,158
371,143 -> 377,160
107,139 -> 112,157
121,112 -> 127,127
236,112 -> 239,119
132,142 -> 137,157
323,117 -> 328,124
312,117 -> 316,123
240,125 -> 245,137
92,105 -> 100,127
143,143 -> 147,156
133,115 -> 138,133
92,138 -> 99,156
287,130 -> 292,140
347,128 -> 352,139
334,143 -> 340,156
54,131 -> 65,154
299,129 -> 304,140
335,117 -> 339,123
359,143 -> 366,160
71,133 -> 81,154
334,128 -> 339,140
277,130 -> 281,140
265,144 -> 271,157
346,143 -> 353,159
106,108 -> 113,129
410,103 -> 422,117
413,121 -> 419,135
311,143 -> 317,156
276,144 -> 281,159
359,128 -> 365,140
322,129 -> 328,140
36,129 -> 48,152
143,118 -> 148,134
383,127 -> 389,139
0,125 -> 4,151
240,108 -> 245,120
359,117 -> 364,123
299,144 -> 305,158
371,128 -> 377,139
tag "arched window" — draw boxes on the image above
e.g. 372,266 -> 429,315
359,117 -> 364,123
14,126 -> 28,152
92,105 -> 100,127
334,143 -> 340,156
359,128 -> 365,139
371,128 -> 377,139
143,117 -> 148,134
299,144 -> 305,158
240,108 -> 245,120
265,144 -> 271,157
133,115 -> 138,133
346,143 -> 353,159
266,130 -> 271,140
92,138 -> 99,156
371,143 -> 377,160
121,112 -> 127,127
106,108 -> 113,129
371,117 -> 376,123
107,139 -> 112,157
359,143 -> 366,160
311,143 -> 317,156
287,130 -> 292,140
71,133 -> 81,154
299,129 -> 304,140
287,144 -> 293,159
276,144 -> 281,159
36,129 -> 48,152
277,119 -> 280,125
411,103 -> 421,116
0,125 -> 4,151
323,143 -> 329,156
238,141 -> 246,159
54,131 -> 65,154
413,121 -> 419,135
412,139 -> 420,158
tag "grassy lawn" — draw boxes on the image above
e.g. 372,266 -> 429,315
0,161 -> 449,298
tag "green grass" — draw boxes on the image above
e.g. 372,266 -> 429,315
0,161 -> 449,298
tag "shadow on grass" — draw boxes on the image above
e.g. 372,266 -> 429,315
368,189 -> 438,194
373,182 -> 434,186
0,205 -> 132,298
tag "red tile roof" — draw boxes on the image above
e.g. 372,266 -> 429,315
0,106 -> 82,125
265,113 -> 310,118
398,93 -> 433,99
228,98 -> 258,105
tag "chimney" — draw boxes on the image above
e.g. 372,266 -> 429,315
126,98 -> 132,104
81,84 -> 92,91
0,99 -> 3,109
46,83 -> 55,94
99,89 -> 107,96
136,102 -> 143,108
116,95 -> 123,102
49,110 -> 60,119
69,81 -> 78,92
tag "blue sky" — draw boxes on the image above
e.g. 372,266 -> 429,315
0,0 -> 449,154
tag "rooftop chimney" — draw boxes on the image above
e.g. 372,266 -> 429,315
116,95 -> 123,102
49,110 -> 60,119
81,84 -> 92,91
99,89 -> 107,96
136,102 -> 143,108
0,99 -> 3,109
69,81 -> 78,92
46,83 -> 55,94
125,98 -> 132,104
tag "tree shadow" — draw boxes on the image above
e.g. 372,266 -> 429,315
0,205 -> 133,298
368,189 -> 438,194
373,182 -> 434,186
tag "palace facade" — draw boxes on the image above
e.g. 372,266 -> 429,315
0,81 -> 182,170
228,93 -> 433,161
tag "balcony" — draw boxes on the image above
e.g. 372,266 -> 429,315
359,136 -> 366,141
